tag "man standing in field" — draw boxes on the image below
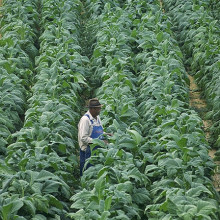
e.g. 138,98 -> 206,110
78,98 -> 105,176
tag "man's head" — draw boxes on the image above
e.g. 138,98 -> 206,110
88,98 -> 102,118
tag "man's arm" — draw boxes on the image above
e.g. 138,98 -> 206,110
79,117 -> 93,147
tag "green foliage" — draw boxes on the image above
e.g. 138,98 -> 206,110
1,0 -> 219,219
0,0 -> 87,219
0,169 -> 69,219
0,0 -> 39,153
69,0 -> 219,219
163,0 -> 220,148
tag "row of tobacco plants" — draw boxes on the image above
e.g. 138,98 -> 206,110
0,0 -> 87,219
0,0 -> 38,156
1,0 -> 219,219
203,0 -> 220,21
70,0 -> 220,219
70,1 -> 149,219
133,0 -> 219,218
163,0 -> 220,151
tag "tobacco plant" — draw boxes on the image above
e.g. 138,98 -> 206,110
0,0 -> 38,155
1,0 -> 219,219
163,0 -> 220,149
1,0 -> 86,219
69,0 -> 220,219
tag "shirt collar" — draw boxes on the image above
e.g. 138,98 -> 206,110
86,110 -> 96,121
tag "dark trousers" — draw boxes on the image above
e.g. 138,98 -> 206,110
80,145 -> 100,176
80,147 -> 92,176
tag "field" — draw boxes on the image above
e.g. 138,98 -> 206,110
0,0 -> 220,219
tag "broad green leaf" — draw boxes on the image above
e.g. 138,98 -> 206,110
186,185 -> 212,198
71,200 -> 85,210
73,72 -> 86,84
127,129 -> 142,145
56,52 -> 66,61
62,81 -> 70,88
23,199 -> 36,216
0,160 -> 14,174
91,139 -> 106,150
32,214 -> 47,220
216,135 -> 220,147
132,188 -> 150,204
93,49 -> 102,58
31,183 -> 43,194
161,120 -> 175,128
145,165 -> 160,174
100,211 -> 110,220
36,170 -> 56,181
42,180 -> 60,194
113,119 -> 120,130
68,209 -> 85,220
116,181 -> 133,192
159,158 -> 182,168
157,32 -> 164,43
161,214 -> 172,220
3,200 -> 24,217
0,77 -> 6,86
2,203 -> 13,220
99,200 -> 105,213
94,174 -> 106,200
12,216 -> 26,220
104,196 -> 112,211
115,210 -> 130,220
197,200 -> 216,215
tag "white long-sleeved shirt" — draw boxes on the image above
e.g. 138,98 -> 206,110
78,110 -> 103,151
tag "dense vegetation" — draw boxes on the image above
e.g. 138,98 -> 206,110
0,0 -> 37,155
163,0 -> 220,155
0,0 -> 85,218
0,0 -> 219,219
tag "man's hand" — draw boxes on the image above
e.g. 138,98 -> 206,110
103,139 -> 108,144
105,133 -> 113,136
103,133 -> 113,144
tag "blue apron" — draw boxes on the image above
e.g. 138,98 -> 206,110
80,114 -> 103,176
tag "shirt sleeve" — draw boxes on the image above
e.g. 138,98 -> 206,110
78,116 -> 93,146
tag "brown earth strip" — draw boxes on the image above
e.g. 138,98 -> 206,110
188,75 -> 211,139
159,0 -> 165,13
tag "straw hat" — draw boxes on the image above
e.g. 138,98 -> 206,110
87,98 -> 103,108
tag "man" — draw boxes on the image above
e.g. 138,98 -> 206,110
78,98 -> 105,176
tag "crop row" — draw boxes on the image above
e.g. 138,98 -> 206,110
0,0 -> 86,219
163,0 -> 220,149
0,0 -> 38,156
70,1 -> 148,219
201,0 -> 220,21
132,1 -> 219,218
70,0 -> 219,219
